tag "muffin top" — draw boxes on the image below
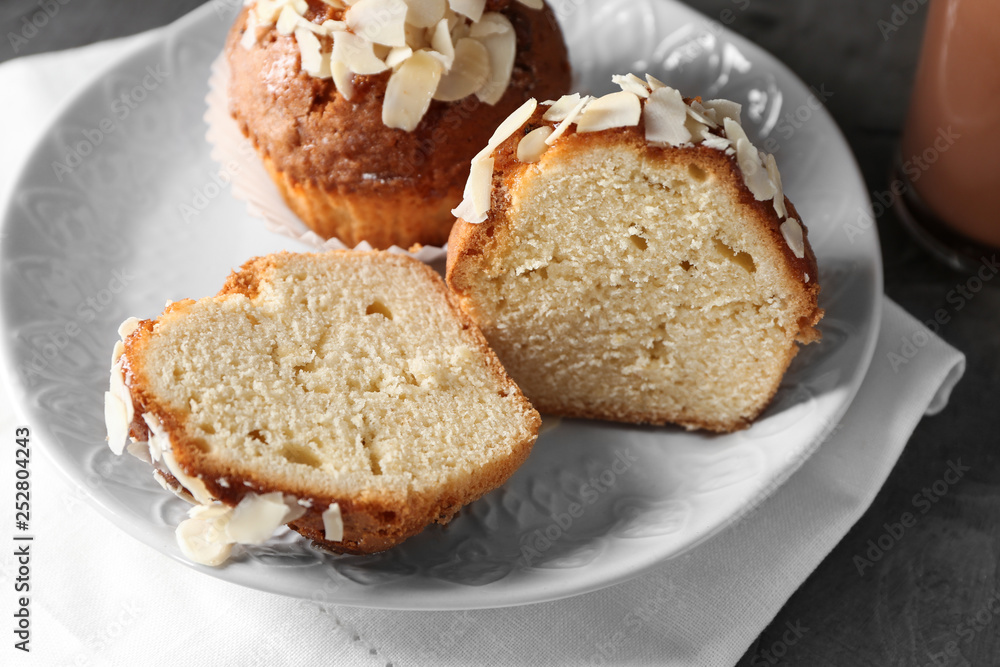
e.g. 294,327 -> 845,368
227,0 -> 571,192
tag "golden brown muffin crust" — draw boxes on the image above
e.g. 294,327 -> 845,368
225,2 -> 571,197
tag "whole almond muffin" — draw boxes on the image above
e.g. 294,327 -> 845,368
226,0 -> 571,249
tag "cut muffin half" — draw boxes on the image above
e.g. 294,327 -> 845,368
105,251 -> 539,563
446,77 -> 823,432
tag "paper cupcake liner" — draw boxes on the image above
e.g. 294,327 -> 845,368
203,52 -> 448,264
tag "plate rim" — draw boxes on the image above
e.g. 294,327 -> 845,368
0,0 -> 883,610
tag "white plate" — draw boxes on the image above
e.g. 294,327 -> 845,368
0,0 -> 881,609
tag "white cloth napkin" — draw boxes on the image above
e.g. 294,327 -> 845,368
0,29 -> 965,667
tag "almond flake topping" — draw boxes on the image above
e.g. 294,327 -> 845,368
780,218 -> 806,259
645,87 -> 691,146
243,0 -> 533,127
576,91 -> 642,133
517,126 -> 554,163
612,73 -> 651,99
542,93 -> 584,122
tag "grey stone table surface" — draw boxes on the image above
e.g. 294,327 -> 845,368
2,1 -> 997,665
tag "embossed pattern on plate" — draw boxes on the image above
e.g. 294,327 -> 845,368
0,0 -> 882,609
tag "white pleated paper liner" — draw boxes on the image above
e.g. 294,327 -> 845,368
203,52 -> 449,264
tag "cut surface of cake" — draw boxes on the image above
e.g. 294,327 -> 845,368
105,251 -> 539,563
446,76 -> 823,432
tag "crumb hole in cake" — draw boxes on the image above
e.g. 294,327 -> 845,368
366,300 -> 393,320
378,510 -> 396,523
293,360 -> 317,374
680,260 -> 693,271
202,423 -> 217,435
280,443 -> 323,468
486,227 -> 495,238
247,429 -> 266,443
713,239 -> 756,273
191,438 -> 211,453
688,163 -> 709,182
528,266 -> 549,280
361,436 -> 383,476
629,234 -> 648,251
245,312 -> 260,327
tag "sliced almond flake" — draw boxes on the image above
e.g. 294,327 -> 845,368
406,0 -> 447,28
452,156 -> 495,223
701,133 -> 731,151
780,218 -> 805,258
685,101 -> 717,129
407,22 -> 431,50
276,5 -> 302,35
253,0 -> 286,24
736,138 -> 776,201
448,0 -> 486,21
428,18 -> 455,70
295,28 -> 331,78
804,273 -> 810,283
469,14 -> 513,38
323,503 -> 344,542
118,316 -> 140,340
704,98 -> 742,125
291,0 -> 308,13
346,0 -> 408,47
385,45 -> 413,68
321,19 -> 347,32
722,116 -> 749,145
434,38 -> 490,101
516,0 -> 544,8
644,87 -> 691,146
226,493 -> 302,544
382,50 -> 444,131
479,98 -> 538,159
542,93 -> 582,121
545,95 -> 591,145
763,153 -> 787,218
104,392 -> 129,455
684,114 -> 710,143
332,60 -> 356,99
576,91 -> 642,133
646,73 -> 667,90
332,30 -> 388,74
471,13 -> 515,105
612,73 -> 650,99
240,11 -> 261,49
517,126 -> 554,163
